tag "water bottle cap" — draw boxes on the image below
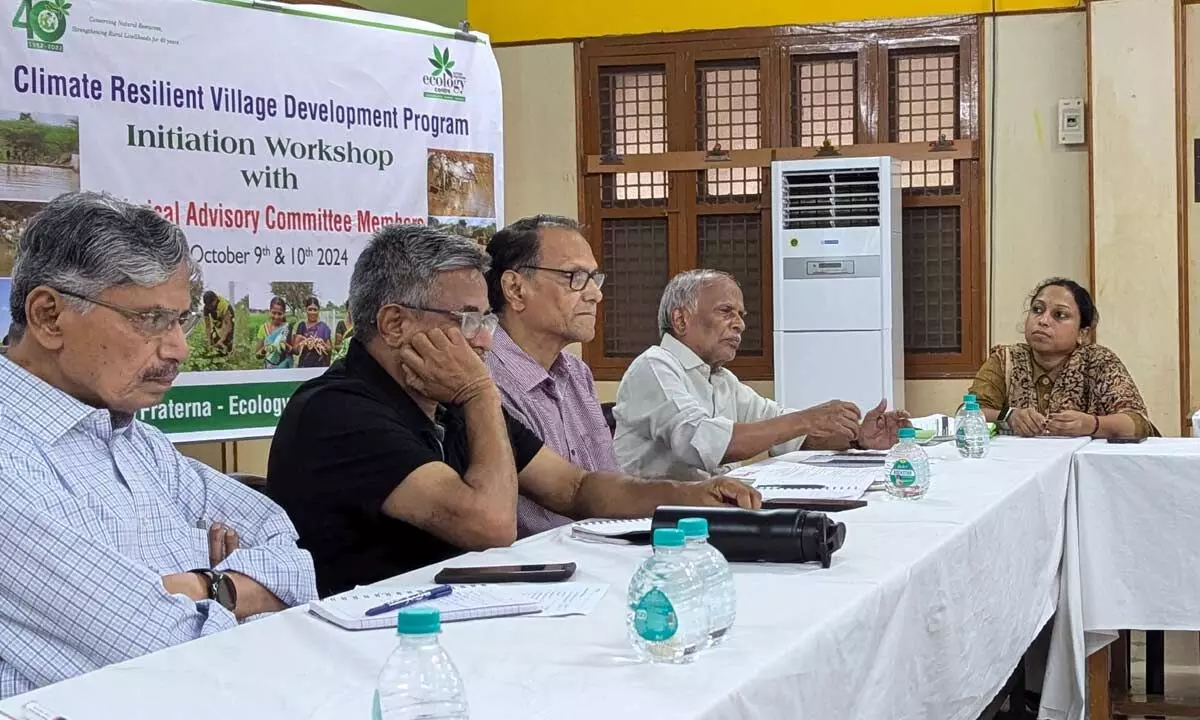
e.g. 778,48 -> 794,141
898,427 -> 917,439
964,400 -> 980,411
652,528 -> 686,547
964,393 -> 977,402
676,517 -> 709,538
396,607 -> 441,635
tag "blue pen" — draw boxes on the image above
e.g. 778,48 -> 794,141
364,585 -> 453,617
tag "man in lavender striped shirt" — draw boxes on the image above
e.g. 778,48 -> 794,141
485,216 -> 619,536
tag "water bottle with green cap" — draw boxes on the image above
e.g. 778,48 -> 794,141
954,393 -> 977,455
885,426 -> 931,499
626,527 -> 707,663
961,398 -> 991,458
372,607 -> 468,719
678,517 -> 736,647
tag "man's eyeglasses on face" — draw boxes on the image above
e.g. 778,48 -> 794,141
53,288 -> 200,337
393,303 -> 499,339
520,266 -> 606,292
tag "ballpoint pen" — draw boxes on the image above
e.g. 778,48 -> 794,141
364,584 -> 453,617
756,484 -> 825,490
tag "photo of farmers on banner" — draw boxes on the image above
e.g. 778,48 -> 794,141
0,0 -> 503,441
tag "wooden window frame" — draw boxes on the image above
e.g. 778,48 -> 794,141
577,18 -> 984,382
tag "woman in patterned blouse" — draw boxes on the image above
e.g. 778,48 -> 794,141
967,277 -> 1156,439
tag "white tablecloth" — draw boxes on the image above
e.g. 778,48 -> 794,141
1040,438 -> 1200,720
1,438 -> 1087,720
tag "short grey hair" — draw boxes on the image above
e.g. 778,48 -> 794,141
349,224 -> 490,343
658,269 -> 737,336
9,191 -> 199,334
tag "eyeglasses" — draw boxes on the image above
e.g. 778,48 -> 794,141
393,303 -> 499,339
520,266 -> 606,292
54,288 -> 200,337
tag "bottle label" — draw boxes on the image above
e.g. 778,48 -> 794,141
633,587 -> 678,641
371,689 -> 382,720
955,426 -> 966,449
889,459 -> 916,488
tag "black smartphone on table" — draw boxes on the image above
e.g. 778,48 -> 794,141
434,562 -> 577,584
1107,437 -> 1148,444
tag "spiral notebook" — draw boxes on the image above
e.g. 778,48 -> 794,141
308,585 -> 540,631
570,518 -> 652,545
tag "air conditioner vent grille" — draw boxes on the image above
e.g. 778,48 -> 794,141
780,168 -> 881,230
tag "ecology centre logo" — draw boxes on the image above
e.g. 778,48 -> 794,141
422,45 -> 466,103
12,0 -> 70,52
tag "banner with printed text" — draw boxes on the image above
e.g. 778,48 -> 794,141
0,0 -> 503,442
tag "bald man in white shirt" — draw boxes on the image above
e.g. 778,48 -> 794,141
614,269 -> 907,481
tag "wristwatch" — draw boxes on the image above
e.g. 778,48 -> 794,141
997,406 -> 1013,429
190,569 -> 238,612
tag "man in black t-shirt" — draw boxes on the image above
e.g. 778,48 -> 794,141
267,225 -> 760,597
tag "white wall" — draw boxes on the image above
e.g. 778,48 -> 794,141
1090,0 -> 1182,434
983,13 -> 1090,347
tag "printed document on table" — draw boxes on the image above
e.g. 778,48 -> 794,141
513,582 -> 609,617
726,461 -> 879,500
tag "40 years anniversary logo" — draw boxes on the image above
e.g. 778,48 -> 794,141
12,0 -> 70,52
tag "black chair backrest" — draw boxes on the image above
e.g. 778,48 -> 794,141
601,402 -> 616,436
230,472 -> 271,498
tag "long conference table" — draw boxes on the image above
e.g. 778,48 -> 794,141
1,437 -> 1195,720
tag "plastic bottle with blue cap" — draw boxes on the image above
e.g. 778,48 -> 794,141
677,517 -> 736,647
373,607 -> 468,719
626,527 -> 707,663
954,393 -> 977,456
960,398 -> 991,458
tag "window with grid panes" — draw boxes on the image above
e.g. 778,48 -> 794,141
579,22 -> 982,381
595,65 -> 672,358
785,38 -> 980,376
886,47 -> 975,364
694,59 -> 766,359
582,50 -> 774,380
792,55 -> 858,148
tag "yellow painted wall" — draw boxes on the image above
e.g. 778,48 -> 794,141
497,12 -> 1090,418
469,0 -> 1080,44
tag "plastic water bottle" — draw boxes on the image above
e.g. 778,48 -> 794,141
960,399 -> 991,458
626,528 -> 707,663
884,427 -> 931,500
954,393 -> 977,456
677,517 -> 735,647
372,607 -> 468,720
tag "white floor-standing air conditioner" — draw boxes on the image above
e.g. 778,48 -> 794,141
771,156 -> 904,416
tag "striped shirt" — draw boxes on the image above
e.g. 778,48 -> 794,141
0,353 -> 317,698
486,326 -> 618,536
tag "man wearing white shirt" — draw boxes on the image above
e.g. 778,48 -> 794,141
613,269 -> 907,480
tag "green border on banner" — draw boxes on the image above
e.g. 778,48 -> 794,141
199,0 -> 466,40
137,381 -> 303,435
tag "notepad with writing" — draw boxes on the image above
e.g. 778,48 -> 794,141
308,584 -> 540,631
